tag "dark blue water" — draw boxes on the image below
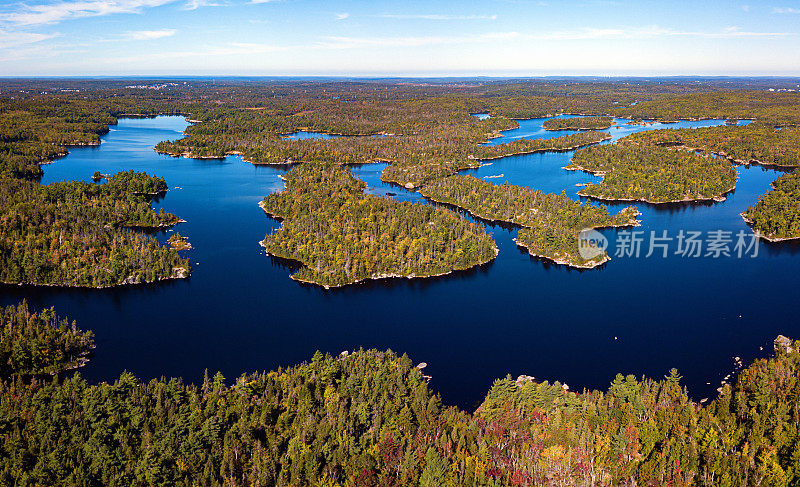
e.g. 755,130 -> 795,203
2,115 -> 798,410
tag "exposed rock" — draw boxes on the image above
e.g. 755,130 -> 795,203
121,275 -> 138,285
515,375 -> 536,387
172,267 -> 189,279
775,335 -> 794,353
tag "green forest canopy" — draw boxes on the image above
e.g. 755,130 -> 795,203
742,169 -> 800,240
3,300 -> 800,486
568,144 -> 738,203
0,172 -> 189,287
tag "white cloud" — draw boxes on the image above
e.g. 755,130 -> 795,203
335,12 -> 349,20
689,26 -> 792,38
126,29 -> 176,40
377,14 -> 497,20
249,0 -> 279,4
0,0 -> 177,26
773,7 -> 800,13
0,28 -> 57,48
182,0 -> 227,10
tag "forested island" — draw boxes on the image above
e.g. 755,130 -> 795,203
568,144 -> 738,203
614,90 -> 800,126
620,124 -> 800,167
0,172 -> 189,287
542,116 -> 615,131
260,164 -> 497,287
742,170 -> 800,240
418,175 -> 639,267
4,300 -> 800,486
565,118 -> 799,207
105,169 -> 170,196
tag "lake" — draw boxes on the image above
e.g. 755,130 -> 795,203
2,115 -> 797,410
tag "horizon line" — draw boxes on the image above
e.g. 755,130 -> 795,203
2,74 -> 800,80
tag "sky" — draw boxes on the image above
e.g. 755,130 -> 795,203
1,0 -> 799,76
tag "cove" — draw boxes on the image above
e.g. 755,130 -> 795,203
1,115 -> 798,411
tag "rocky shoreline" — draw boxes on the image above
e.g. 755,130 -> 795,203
122,218 -> 185,230
156,147 -> 290,165
576,185 -> 735,204
288,251 -> 497,289
739,212 -> 800,242
1,266 -> 189,289
513,238 -> 611,269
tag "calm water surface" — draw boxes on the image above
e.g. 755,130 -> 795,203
282,131 -> 339,140
2,115 -> 797,409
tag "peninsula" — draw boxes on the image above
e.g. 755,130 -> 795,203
417,175 -> 640,268
741,170 -> 800,241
